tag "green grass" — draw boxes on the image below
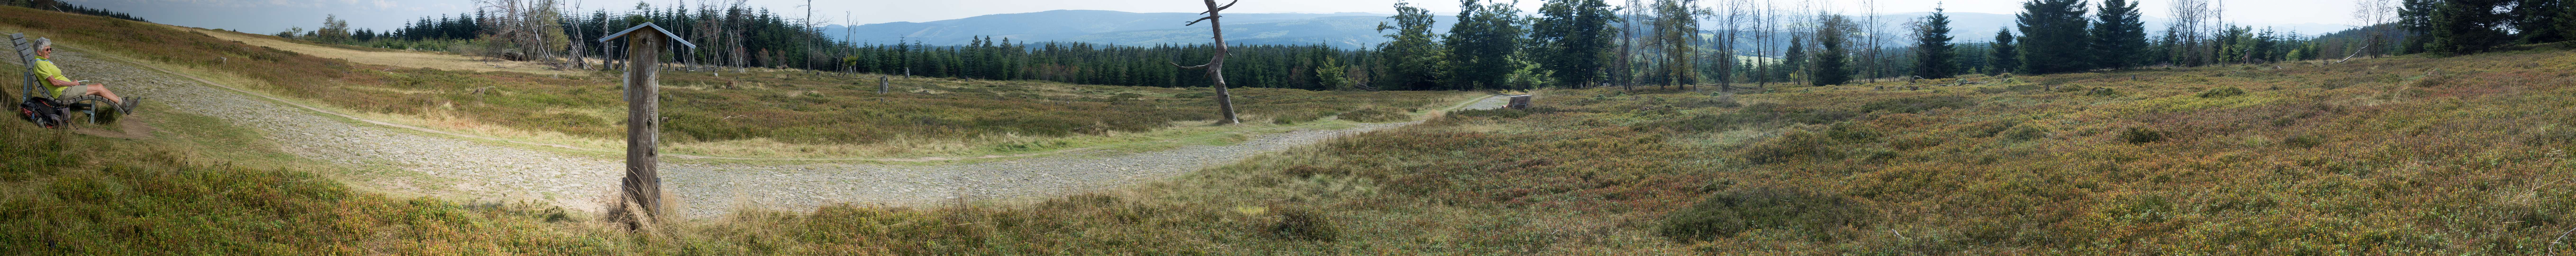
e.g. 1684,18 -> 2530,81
16,4 -> 2576,253
1,6 -> 1477,160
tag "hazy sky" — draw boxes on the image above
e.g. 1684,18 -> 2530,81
67,0 -> 2358,35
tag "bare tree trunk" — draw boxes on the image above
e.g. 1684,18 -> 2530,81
1175,0 -> 1241,125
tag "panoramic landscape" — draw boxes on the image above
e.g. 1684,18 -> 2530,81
4,0 -> 2575,254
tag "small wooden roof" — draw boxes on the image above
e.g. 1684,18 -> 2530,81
597,23 -> 697,49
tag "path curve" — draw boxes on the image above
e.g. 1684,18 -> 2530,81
43,46 -> 1507,218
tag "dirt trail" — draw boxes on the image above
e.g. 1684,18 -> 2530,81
43,46 -> 1508,218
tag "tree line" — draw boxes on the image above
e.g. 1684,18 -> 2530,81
5,0 -> 145,22
290,0 -> 2576,91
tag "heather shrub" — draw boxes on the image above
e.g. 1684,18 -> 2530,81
1860,96 -> 1975,114
1264,206 -> 1340,241
1740,130 -> 1835,164
2197,86 -> 2246,98
1336,108 -> 1410,122
1658,186 -> 1858,241
2123,127 -> 2166,143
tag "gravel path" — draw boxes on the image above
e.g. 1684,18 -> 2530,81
47,47 -> 1507,218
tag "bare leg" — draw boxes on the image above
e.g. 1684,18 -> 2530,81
83,83 -> 122,104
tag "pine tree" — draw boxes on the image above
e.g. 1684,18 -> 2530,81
2016,0 -> 2091,74
1910,6 -> 1957,79
1990,29 -> 2020,75
1531,0 -> 1617,88
2090,0 -> 2147,69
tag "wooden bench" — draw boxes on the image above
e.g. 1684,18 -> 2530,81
1508,95 -> 1532,109
10,32 -> 106,127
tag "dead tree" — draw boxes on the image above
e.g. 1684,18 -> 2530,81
1173,0 -> 1241,125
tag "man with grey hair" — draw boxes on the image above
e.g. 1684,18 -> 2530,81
30,37 -> 139,114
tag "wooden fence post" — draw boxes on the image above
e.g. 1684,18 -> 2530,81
598,23 -> 695,229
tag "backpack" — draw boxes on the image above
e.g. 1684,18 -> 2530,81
19,96 -> 65,128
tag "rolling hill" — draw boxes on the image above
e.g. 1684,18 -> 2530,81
827,9 -> 2349,50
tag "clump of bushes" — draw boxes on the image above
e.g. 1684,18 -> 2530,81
2085,87 -> 2120,96
1739,130 -> 1835,164
2122,127 -> 2166,144
2004,125 -> 2050,141
1658,185 -> 1859,241
1336,108 -> 1411,123
1860,96 -> 1975,114
1265,206 -> 1340,241
2283,135 -> 2325,148
2196,87 -> 2246,98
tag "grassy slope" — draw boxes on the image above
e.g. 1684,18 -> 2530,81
160,23 -> 1477,159
12,5 -> 2576,254
666,45 -> 2576,254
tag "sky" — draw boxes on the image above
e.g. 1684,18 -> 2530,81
66,0 -> 2360,35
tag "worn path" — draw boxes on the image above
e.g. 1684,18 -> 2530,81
39,47 -> 1506,218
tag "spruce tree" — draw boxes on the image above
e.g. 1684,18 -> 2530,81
1782,37 -> 1806,82
2428,0 -> 2513,55
2399,0 -> 2437,54
2090,0 -> 2147,69
2016,0 -> 2091,74
1813,14 -> 1854,86
1911,6 -> 1957,79
2514,0 -> 2569,43
1990,29 -> 2020,75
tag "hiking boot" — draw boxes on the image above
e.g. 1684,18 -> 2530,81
116,97 -> 140,115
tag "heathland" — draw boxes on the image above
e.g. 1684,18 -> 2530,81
11,3 -> 2576,255
6,7 -> 1475,160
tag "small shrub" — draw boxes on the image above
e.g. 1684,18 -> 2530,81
2414,75 -> 2453,87
1685,93 -> 1743,108
2122,127 -> 2166,144
1281,165 -> 1342,178
2284,135 -> 2324,148
1337,108 -> 1411,123
1740,130 -> 1834,164
1859,96 -> 1975,114
1449,108 -> 1532,119
2004,125 -> 2049,141
2085,87 -> 2119,96
1266,207 -> 1340,241
2197,87 -> 2246,98
1658,186 -> 1858,241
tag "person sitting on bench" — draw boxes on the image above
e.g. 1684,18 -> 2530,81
30,37 -> 138,114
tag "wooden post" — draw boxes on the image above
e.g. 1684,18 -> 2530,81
598,23 -> 694,229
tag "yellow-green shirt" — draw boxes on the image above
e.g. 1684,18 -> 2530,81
30,56 -> 68,97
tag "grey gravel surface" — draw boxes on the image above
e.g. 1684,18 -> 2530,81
46,48 -> 1506,218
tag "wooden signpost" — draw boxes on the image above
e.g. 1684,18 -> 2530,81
598,23 -> 694,229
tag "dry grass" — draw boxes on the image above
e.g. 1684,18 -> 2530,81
0,8 -> 1478,160
22,4 -> 2576,253
181,26 -> 580,76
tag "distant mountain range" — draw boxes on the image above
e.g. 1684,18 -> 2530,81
826,10 -> 2352,49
